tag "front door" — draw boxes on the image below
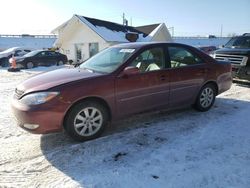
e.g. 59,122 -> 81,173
115,46 -> 170,117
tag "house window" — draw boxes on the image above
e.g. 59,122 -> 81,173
89,43 -> 99,57
75,44 -> 83,61
65,50 -> 70,55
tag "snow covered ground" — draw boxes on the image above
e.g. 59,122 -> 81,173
0,66 -> 250,188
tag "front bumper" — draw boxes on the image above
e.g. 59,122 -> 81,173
11,98 -> 65,134
232,65 -> 250,81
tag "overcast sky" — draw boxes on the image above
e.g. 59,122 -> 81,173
0,0 -> 249,36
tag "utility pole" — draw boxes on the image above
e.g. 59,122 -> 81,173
220,24 -> 223,38
122,13 -> 125,25
130,17 -> 133,26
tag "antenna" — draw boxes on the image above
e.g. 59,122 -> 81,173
122,13 -> 128,26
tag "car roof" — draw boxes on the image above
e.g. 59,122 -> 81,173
0,47 -> 32,54
32,50 -> 55,53
113,42 -> 191,49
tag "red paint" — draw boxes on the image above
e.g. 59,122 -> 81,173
11,43 -> 232,134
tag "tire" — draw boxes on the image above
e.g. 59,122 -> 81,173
26,62 -> 34,69
57,60 -> 64,66
194,84 -> 216,112
65,101 -> 109,141
1,58 -> 10,67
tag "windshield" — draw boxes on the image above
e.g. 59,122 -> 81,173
24,50 -> 41,57
225,36 -> 250,48
79,47 -> 136,73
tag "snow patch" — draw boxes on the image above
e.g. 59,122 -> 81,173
0,66 -> 250,187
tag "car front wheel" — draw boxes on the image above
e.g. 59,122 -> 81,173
194,84 -> 216,112
65,101 -> 108,141
57,60 -> 64,66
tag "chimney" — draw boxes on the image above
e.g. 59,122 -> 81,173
125,32 -> 138,42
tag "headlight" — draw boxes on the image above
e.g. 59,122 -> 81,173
20,92 -> 60,105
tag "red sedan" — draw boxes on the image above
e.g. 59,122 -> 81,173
11,42 -> 232,141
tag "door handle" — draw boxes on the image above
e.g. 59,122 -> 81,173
201,69 -> 208,73
197,68 -> 208,75
160,75 -> 166,81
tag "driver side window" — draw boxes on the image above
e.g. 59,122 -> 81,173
130,47 -> 164,73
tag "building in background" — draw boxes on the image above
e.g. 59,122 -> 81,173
0,34 -> 56,52
52,14 -> 172,62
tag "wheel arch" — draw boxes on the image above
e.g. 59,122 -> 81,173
193,80 -> 218,112
62,96 -> 112,130
202,80 -> 218,96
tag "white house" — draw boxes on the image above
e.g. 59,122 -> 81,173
52,14 -> 172,62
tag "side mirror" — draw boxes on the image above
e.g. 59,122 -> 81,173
121,66 -> 139,77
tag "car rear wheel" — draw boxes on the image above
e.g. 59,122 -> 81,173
65,101 -> 108,141
26,62 -> 34,69
57,60 -> 64,66
194,84 -> 216,112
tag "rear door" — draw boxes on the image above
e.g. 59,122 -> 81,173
48,51 -> 59,65
166,44 -> 208,107
115,45 -> 170,117
34,51 -> 51,66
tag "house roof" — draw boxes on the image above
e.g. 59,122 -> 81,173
82,16 -> 148,37
135,24 -> 161,35
52,14 -> 172,43
76,15 -> 152,42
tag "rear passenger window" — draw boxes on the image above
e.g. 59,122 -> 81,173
168,47 -> 202,68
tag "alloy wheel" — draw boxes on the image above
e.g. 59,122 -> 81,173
200,87 -> 214,108
74,107 -> 103,137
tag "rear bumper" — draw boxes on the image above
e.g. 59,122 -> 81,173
217,72 -> 232,95
11,99 -> 64,134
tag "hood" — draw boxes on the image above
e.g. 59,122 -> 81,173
17,67 -> 103,94
15,56 -> 26,61
216,48 -> 250,56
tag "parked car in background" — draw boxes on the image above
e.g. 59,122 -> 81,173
15,50 -> 68,69
11,42 -> 232,141
208,35 -> 217,39
198,46 -> 217,55
213,33 -> 250,81
0,47 -> 32,67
